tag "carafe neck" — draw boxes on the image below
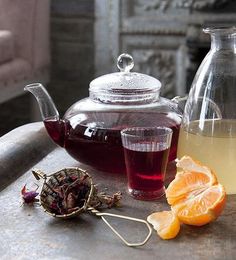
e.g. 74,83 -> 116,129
204,27 -> 236,52
211,34 -> 236,51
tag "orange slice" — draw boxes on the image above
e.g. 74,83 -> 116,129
147,211 -> 180,239
166,156 -> 226,226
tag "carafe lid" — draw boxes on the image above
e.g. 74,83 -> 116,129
89,53 -> 161,104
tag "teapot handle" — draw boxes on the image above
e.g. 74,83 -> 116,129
172,95 -> 223,119
171,95 -> 188,114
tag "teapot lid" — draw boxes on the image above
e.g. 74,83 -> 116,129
89,53 -> 161,104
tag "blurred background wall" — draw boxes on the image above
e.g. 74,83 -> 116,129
0,0 -> 236,136
49,0 -> 94,114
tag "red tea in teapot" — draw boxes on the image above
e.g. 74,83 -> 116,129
44,112 -> 180,174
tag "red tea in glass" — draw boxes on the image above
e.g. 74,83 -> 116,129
121,127 -> 172,200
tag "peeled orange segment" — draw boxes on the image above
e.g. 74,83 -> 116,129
166,156 -> 218,205
176,155 -> 217,185
149,156 -> 226,234
172,183 -> 226,226
166,171 -> 217,205
147,211 -> 180,240
165,156 -> 227,227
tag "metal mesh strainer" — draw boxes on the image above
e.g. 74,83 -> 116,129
32,167 -> 152,247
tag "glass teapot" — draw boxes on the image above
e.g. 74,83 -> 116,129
25,54 -> 182,173
177,27 -> 236,194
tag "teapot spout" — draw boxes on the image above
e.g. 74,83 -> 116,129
24,83 -> 59,121
25,83 -> 65,147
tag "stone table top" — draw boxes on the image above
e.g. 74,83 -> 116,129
0,123 -> 235,260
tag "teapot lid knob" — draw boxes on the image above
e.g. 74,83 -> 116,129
117,53 -> 134,72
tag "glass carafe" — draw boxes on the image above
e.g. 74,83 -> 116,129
177,27 -> 236,194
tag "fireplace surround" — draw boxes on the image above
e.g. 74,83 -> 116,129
95,0 -> 236,97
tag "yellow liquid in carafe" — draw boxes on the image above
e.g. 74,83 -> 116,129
177,119 -> 236,194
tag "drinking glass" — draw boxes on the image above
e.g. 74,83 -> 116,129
121,127 -> 173,200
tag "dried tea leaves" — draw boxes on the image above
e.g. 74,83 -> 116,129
47,173 -> 91,215
29,168 -> 122,217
